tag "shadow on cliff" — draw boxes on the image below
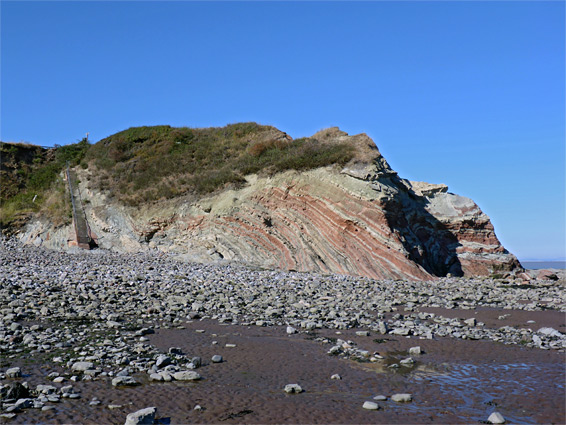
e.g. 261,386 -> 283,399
382,178 -> 464,277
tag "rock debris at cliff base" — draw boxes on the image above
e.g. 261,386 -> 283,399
0,237 -> 565,423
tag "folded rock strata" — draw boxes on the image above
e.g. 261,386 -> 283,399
17,127 -> 520,280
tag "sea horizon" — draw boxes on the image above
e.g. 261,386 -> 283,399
520,261 -> 566,270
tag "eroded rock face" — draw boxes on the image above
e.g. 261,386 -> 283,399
17,128 -> 520,280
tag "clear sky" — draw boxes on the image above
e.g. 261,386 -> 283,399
1,1 -> 564,261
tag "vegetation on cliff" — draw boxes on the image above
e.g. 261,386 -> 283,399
0,140 -> 89,229
1,123 -> 355,227
85,122 -> 354,206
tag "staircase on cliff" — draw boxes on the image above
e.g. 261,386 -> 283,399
65,162 -> 95,249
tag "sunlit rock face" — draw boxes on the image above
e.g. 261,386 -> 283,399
19,127 -> 520,280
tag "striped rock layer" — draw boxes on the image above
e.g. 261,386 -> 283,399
132,129 -> 519,280
23,128 -> 521,280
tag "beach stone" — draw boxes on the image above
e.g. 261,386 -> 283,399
155,355 -> 171,369
14,398 -> 34,409
284,384 -> 303,394
36,384 -> 57,394
60,385 -> 76,395
464,318 -> 476,327
409,346 -> 422,355
356,331 -> 370,336
72,361 -> 94,372
42,406 -> 56,411
362,401 -> 380,410
211,355 -> 223,363
149,373 -> 163,381
172,371 -> 201,381
391,393 -> 412,402
373,395 -> 387,401
331,374 -> 341,380
124,406 -> 156,425
191,357 -> 202,368
375,321 -> 389,334
0,413 -> 17,419
538,327 -> 563,338
4,382 -> 29,400
112,376 -> 140,387
488,411 -> 506,424
6,367 -> 22,378
116,368 -> 132,377
286,326 -> 297,334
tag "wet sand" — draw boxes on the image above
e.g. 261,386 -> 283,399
7,314 -> 565,425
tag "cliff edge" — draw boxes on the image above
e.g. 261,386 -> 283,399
5,124 -> 521,280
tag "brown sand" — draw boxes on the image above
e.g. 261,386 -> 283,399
6,312 -> 565,425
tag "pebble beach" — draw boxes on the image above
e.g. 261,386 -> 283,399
1,237 -> 565,424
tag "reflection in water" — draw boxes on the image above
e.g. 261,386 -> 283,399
356,357 -> 562,424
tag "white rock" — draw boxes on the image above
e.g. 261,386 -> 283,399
111,376 -> 139,387
538,327 -> 563,338
172,371 -> 201,381
15,398 -> 34,409
149,373 -> 163,381
211,355 -> 223,363
464,318 -> 476,327
391,393 -> 412,402
286,326 -> 297,334
284,384 -> 303,394
487,411 -> 506,424
71,361 -> 94,372
124,407 -> 156,425
330,374 -> 341,380
408,346 -> 422,355
6,367 -> 22,378
362,401 -> 380,410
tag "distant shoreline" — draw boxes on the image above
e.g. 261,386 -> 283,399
522,261 -> 566,270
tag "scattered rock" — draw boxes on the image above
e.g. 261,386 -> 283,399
391,393 -> 412,402
487,411 -> 506,424
71,361 -> 95,372
362,401 -> 380,410
124,406 -> 157,425
408,346 -> 422,355
172,371 -> 201,381
284,384 -> 303,394
111,376 -> 140,387
6,367 -> 22,378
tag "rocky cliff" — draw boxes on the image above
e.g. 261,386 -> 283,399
12,125 -> 520,280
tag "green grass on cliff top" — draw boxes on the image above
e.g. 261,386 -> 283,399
1,123 -> 355,227
0,140 -> 89,229
86,122 -> 354,205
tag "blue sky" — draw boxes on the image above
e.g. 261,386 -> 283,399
1,1 -> 564,261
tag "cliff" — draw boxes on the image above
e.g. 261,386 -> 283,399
5,124 -> 521,280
